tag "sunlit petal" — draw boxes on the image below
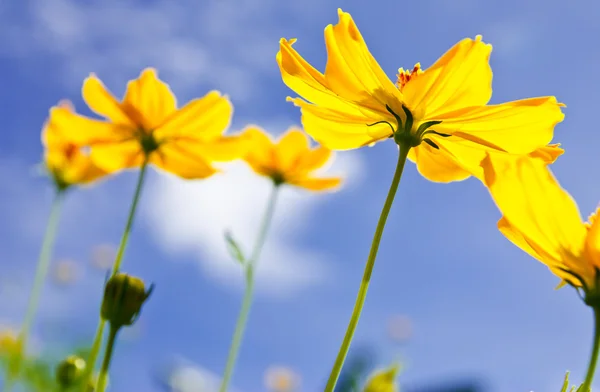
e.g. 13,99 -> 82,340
586,207 -> 600,269
403,36 -> 492,117
323,9 -> 402,111
171,136 -> 247,162
290,177 -> 342,191
91,140 -> 144,174
434,97 -> 565,154
123,68 -> 177,129
48,106 -> 130,145
151,145 -> 217,179
481,154 -> 590,282
275,128 -> 311,170
82,74 -> 134,126
408,142 -> 470,183
155,91 -> 232,141
294,146 -> 333,173
416,137 -> 564,182
291,98 -> 392,150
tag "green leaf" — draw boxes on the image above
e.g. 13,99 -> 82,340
225,231 -> 246,264
560,371 -> 590,392
562,372 -> 571,392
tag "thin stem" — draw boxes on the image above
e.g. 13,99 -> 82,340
325,144 -> 411,392
219,184 -> 280,392
582,307 -> 600,390
79,161 -> 149,391
95,326 -> 119,392
4,191 -> 65,391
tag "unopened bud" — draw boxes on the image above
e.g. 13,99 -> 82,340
101,273 -> 153,328
363,364 -> 400,392
56,355 -> 86,388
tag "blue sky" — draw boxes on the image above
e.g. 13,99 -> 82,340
1,0 -> 600,391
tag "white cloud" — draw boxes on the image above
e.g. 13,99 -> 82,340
0,0 -> 335,102
142,150 -> 364,298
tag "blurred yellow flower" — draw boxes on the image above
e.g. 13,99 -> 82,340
277,9 -> 564,183
0,328 -> 19,357
52,259 -> 80,286
363,364 -> 400,392
43,100 -> 107,189
47,68 -> 246,179
481,154 -> 600,298
243,126 -> 342,191
91,244 -> 117,271
264,365 -> 300,392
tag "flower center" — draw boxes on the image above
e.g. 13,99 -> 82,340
396,63 -> 422,91
63,144 -> 78,161
138,130 -> 160,156
367,105 -> 448,149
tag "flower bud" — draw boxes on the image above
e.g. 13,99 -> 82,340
56,355 -> 86,388
101,273 -> 153,328
363,364 -> 400,392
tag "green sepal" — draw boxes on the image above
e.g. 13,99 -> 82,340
423,139 -> 439,149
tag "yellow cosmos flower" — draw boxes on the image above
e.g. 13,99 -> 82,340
47,68 -> 246,179
43,100 -> 107,190
481,154 -> 600,301
277,9 -> 565,183
242,126 -> 342,191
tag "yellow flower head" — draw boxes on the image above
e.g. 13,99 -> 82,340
47,68 -> 247,179
242,126 -> 342,191
481,154 -> 600,303
363,364 -> 400,392
277,9 -> 565,183
43,100 -> 107,190
0,328 -> 19,357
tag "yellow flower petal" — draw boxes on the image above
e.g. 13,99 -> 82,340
435,96 -> 565,154
169,136 -> 248,163
91,140 -> 144,173
48,106 -> 129,145
277,39 -> 339,109
82,74 -> 135,126
481,154 -> 590,284
323,9 -> 402,112
412,137 -> 563,182
290,177 -> 342,191
294,146 -> 333,173
585,207 -> 600,269
403,36 -> 492,117
151,145 -> 217,179
526,143 -> 564,163
291,98 -> 392,150
408,141 -> 471,183
275,128 -> 311,170
122,68 -> 177,129
155,91 -> 232,141
498,217 -> 579,287
243,126 -> 277,175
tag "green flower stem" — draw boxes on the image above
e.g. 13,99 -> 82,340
219,184 -> 281,392
325,144 -> 411,392
4,191 -> 65,392
79,161 -> 149,391
582,307 -> 600,390
95,325 -> 119,392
